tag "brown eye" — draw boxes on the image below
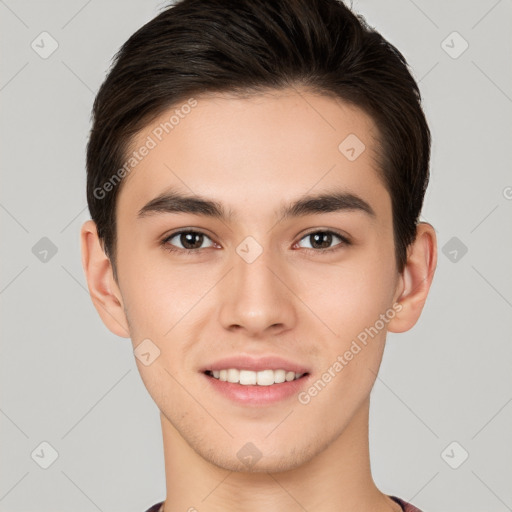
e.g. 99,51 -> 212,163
296,230 -> 350,252
163,230 -> 214,251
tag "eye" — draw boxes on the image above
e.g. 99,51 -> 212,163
162,230 -> 215,253
295,230 -> 350,253
161,228 -> 351,255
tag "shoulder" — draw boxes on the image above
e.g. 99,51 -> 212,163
143,501 -> 164,512
389,495 -> 426,512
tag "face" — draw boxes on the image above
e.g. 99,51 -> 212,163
108,88 -> 404,472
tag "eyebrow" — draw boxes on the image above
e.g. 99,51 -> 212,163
137,189 -> 376,222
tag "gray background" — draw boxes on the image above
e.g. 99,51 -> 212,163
1,0 -> 511,511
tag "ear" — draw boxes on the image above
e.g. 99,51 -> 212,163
80,220 -> 131,338
387,222 -> 437,333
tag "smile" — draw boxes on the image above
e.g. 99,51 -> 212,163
205,369 -> 306,386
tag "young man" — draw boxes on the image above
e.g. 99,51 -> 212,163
80,0 -> 437,511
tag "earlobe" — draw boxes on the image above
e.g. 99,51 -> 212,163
387,222 -> 437,333
80,220 -> 131,338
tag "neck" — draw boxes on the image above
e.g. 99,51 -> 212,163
158,396 -> 401,512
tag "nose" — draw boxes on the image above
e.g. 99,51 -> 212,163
218,243 -> 297,337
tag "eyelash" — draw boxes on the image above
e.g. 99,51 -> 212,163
160,229 -> 351,255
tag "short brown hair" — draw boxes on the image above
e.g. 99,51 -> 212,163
86,0 -> 431,281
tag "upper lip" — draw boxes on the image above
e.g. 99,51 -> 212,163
201,355 -> 310,374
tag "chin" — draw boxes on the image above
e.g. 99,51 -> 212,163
198,436 -> 319,474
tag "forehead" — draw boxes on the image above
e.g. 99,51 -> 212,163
117,88 -> 389,223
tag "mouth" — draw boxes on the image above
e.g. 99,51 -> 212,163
202,369 -> 311,405
204,369 -> 309,386
200,354 -> 311,405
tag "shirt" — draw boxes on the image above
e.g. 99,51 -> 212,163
144,494 -> 424,511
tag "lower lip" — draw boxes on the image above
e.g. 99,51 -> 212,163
203,372 -> 310,406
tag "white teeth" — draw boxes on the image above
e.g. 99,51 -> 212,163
240,370 -> 256,385
209,368 -> 305,385
274,369 -> 286,383
227,368 -> 239,383
256,369 -> 274,386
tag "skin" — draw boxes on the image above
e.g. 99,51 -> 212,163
81,87 -> 437,512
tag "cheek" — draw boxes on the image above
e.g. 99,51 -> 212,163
116,241 -> 179,321
119,257 -> 220,362
297,264 -> 395,413
297,253 -> 397,337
